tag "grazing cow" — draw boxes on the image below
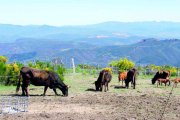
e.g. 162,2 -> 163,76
125,68 -> 137,89
95,70 -> 112,92
157,78 -> 170,87
172,78 -> 180,88
152,70 -> 171,84
118,71 -> 127,85
16,67 -> 68,96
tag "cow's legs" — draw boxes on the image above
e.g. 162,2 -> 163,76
99,86 -> 102,91
133,80 -> 136,89
53,88 -> 58,95
21,82 -> 30,96
175,83 -> 177,88
95,81 -> 100,91
107,83 -> 109,91
43,86 -> 48,96
125,81 -> 129,89
24,87 -> 29,96
131,80 -> 133,87
22,84 -> 29,96
21,84 -> 26,96
100,84 -> 103,91
104,83 -> 107,92
21,79 -> 30,96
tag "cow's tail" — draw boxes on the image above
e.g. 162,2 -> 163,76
16,74 -> 22,93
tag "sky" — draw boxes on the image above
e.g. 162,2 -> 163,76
0,0 -> 180,26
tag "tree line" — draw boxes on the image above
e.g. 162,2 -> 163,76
0,56 -> 178,86
109,58 -> 178,76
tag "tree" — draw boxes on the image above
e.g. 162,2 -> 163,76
5,63 -> 21,85
161,65 -> 177,76
0,56 -> 7,83
109,61 -> 119,67
55,64 -> 66,81
0,56 -> 7,63
27,60 -> 66,81
0,62 -> 6,76
109,58 -> 135,71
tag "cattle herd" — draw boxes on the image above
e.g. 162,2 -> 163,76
16,67 -> 180,97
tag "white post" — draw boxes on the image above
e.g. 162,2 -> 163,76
72,58 -> 76,74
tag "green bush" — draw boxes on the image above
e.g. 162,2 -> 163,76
56,64 -> 66,81
109,57 -> 135,71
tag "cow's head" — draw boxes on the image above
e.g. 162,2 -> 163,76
61,85 -> 69,97
152,71 -> 160,84
52,72 -> 69,96
152,77 -> 157,84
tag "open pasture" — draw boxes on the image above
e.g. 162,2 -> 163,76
0,74 -> 180,120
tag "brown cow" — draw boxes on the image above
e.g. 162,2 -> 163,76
95,70 -> 112,92
16,67 -> 68,96
157,78 -> 170,87
172,78 -> 180,88
118,71 -> 127,85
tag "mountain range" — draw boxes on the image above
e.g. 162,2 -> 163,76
1,21 -> 180,43
0,22 -> 180,66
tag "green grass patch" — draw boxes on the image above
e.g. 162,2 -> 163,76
0,74 -> 179,96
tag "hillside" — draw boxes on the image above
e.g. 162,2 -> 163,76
57,38 -> 180,66
1,21 -> 180,45
1,21 -> 180,66
1,38 -> 180,66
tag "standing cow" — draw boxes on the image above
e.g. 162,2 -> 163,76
125,68 -> 137,89
156,78 -> 170,87
95,70 -> 112,92
16,67 -> 69,96
118,71 -> 127,85
151,70 -> 171,84
172,78 -> 180,88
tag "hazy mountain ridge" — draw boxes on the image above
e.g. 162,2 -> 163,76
1,21 -> 180,66
1,38 -> 180,66
1,21 -> 180,44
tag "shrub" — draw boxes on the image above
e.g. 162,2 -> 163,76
104,67 -> 112,74
109,58 -> 135,71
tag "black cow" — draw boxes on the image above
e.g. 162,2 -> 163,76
152,70 -> 171,84
95,70 -> 112,92
125,68 -> 137,89
16,67 -> 68,96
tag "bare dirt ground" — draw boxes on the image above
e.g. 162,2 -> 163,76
0,74 -> 180,120
0,93 -> 180,120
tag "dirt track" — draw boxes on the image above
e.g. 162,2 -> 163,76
0,92 -> 180,120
